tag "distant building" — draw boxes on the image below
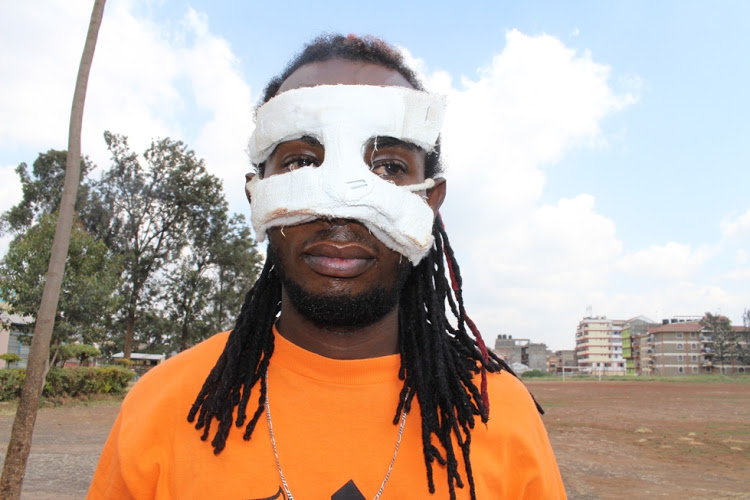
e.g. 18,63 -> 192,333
0,312 -> 35,368
644,318 -> 750,376
112,352 -> 166,374
547,350 -> 576,375
575,316 -> 627,376
621,316 -> 659,375
493,335 -> 548,371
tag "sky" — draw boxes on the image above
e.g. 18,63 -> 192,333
1,0 -> 749,350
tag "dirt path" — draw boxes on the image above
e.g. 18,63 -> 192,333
0,402 -> 120,499
0,381 -> 748,499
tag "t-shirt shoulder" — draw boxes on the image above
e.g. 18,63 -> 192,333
122,332 -> 230,409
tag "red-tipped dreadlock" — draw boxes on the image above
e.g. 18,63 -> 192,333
441,215 -> 491,411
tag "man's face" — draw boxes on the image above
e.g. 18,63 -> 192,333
263,59 -> 444,328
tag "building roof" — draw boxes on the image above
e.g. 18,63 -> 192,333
648,322 -> 702,333
0,312 -> 34,326
648,321 -> 749,334
625,315 -> 656,324
112,352 -> 165,361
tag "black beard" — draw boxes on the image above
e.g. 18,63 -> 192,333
268,244 -> 412,329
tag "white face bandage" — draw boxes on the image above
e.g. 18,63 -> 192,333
246,84 -> 446,265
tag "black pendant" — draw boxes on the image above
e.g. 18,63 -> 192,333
331,480 -> 366,500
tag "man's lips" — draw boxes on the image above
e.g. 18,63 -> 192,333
302,242 -> 376,278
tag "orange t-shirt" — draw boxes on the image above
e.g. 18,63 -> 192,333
88,329 -> 565,499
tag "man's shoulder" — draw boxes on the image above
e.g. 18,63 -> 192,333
485,369 -> 543,419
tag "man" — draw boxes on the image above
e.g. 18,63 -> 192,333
88,34 -> 565,499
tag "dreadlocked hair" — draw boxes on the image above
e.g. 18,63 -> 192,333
188,214 -> 520,500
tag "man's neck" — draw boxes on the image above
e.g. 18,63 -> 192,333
274,290 -> 400,360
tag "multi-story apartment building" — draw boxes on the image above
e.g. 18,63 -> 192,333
644,319 -> 750,376
621,316 -> 658,375
575,316 -> 627,375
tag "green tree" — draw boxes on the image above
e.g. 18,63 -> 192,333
0,150 -> 94,236
208,214 -> 263,333
700,312 -> 736,373
0,353 -> 21,369
0,213 -> 121,349
54,344 -> 101,367
157,212 -> 262,352
88,132 -> 226,358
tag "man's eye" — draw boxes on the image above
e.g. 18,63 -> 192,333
283,155 -> 320,172
370,161 -> 406,178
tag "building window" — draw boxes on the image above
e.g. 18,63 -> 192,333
691,343 -> 697,350
676,332 -> 684,338
691,355 -> 697,362
677,355 -> 683,362
678,367 -> 684,373
690,332 -> 697,338
677,343 -> 684,350
691,366 -> 698,373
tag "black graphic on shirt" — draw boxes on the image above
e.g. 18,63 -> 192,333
248,479 -> 368,500
247,486 -> 286,500
331,480 -> 366,500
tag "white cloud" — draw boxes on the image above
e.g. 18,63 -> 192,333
736,249 -> 748,264
615,242 -> 716,281
406,30 -> 636,349
721,208 -> 750,238
724,267 -> 750,281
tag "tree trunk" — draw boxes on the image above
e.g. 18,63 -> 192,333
180,320 -> 190,352
124,306 -> 135,359
0,1 -> 106,497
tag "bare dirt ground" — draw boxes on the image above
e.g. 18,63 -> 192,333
529,380 -> 750,500
0,380 -> 748,499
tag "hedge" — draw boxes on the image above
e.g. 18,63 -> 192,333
0,366 -> 135,401
521,369 -> 554,379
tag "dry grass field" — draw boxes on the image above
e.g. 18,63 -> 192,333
0,379 -> 748,499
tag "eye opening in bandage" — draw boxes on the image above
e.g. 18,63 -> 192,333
262,134 -> 428,187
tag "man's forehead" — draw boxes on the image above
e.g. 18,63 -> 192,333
248,85 -> 446,165
277,59 -> 414,94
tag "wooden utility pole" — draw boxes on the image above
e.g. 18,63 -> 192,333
0,1 -> 106,497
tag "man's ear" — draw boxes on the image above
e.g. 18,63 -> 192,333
426,177 -> 446,217
245,172 -> 256,204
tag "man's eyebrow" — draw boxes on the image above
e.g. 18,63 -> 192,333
297,135 -> 323,147
268,135 -> 323,159
368,136 -> 421,152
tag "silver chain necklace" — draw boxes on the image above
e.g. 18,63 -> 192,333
264,370 -> 408,500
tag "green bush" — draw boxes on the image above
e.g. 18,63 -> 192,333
0,369 -> 26,400
521,369 -> 554,379
0,366 -> 135,401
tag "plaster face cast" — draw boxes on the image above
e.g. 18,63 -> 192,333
246,85 -> 446,265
